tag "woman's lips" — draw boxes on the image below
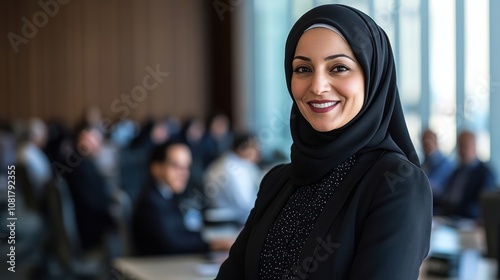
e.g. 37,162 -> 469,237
307,100 -> 339,113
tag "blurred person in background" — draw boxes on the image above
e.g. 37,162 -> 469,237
203,112 -> 233,166
16,118 -> 53,203
204,132 -> 262,226
82,106 -> 103,131
420,128 -> 454,204
436,130 -> 497,219
0,119 -> 16,169
130,118 -> 170,153
62,122 -> 118,251
132,140 -> 233,255
110,118 -> 140,149
77,107 -> 121,191
44,118 -> 72,164
0,119 -> 48,280
122,117 -> 171,204
179,117 -> 207,198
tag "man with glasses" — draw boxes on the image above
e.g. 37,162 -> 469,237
132,140 -> 232,255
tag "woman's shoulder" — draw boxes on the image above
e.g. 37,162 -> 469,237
364,151 -> 424,176
254,163 -> 291,197
374,150 -> 419,167
361,151 -> 431,196
259,163 -> 291,188
264,163 -> 292,178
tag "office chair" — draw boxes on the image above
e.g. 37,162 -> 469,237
480,190 -> 500,279
45,177 -> 105,279
16,164 -> 39,211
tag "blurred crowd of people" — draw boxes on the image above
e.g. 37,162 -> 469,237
420,129 -> 497,221
0,107 -> 275,280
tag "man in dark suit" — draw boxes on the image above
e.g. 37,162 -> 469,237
421,129 -> 454,201
132,140 -> 232,255
437,130 -> 496,219
63,123 -> 116,250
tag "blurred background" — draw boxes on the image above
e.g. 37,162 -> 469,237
1,0 -> 499,173
1,0 -> 499,279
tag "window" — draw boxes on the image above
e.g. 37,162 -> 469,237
247,0 -> 495,168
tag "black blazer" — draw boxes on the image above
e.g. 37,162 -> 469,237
216,151 -> 432,280
132,182 -> 209,255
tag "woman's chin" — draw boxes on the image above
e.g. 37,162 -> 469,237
309,121 -> 342,132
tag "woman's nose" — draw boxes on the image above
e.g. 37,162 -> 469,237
310,71 -> 330,95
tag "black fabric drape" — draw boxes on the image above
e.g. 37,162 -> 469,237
284,4 -> 419,185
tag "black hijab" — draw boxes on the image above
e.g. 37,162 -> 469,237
285,4 -> 419,186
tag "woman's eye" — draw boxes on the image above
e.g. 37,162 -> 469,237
294,66 -> 311,73
331,65 -> 349,72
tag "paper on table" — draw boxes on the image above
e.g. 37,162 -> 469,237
195,263 -> 221,276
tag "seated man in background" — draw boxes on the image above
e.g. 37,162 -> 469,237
63,122 -> 118,251
436,130 -> 497,220
132,140 -> 233,255
17,118 -> 53,205
204,132 -> 262,226
421,129 -> 454,203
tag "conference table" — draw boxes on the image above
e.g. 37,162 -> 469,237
112,254 -> 220,280
113,254 -> 497,280
418,217 -> 497,280
113,219 -> 497,280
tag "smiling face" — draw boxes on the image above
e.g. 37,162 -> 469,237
291,28 -> 365,132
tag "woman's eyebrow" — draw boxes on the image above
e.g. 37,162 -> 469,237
293,55 -> 311,62
325,54 -> 355,62
293,54 -> 355,62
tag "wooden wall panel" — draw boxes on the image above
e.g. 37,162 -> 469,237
129,0 -> 151,121
148,0 -> 175,118
98,0 -> 120,122
1,0 -> 210,126
66,0 -> 84,122
171,0 -> 209,119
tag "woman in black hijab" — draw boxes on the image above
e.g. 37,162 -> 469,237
215,4 -> 432,280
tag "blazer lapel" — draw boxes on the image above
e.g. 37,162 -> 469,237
245,180 -> 298,280
298,150 -> 384,276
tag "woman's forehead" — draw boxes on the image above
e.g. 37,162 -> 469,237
294,28 -> 354,56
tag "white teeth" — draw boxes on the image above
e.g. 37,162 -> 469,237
310,101 -> 337,108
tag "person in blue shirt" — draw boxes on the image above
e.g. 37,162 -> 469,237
204,132 -> 262,226
421,129 -> 454,202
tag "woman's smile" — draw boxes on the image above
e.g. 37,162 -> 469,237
307,100 -> 340,113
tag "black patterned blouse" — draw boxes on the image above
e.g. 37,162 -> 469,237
258,155 -> 356,279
